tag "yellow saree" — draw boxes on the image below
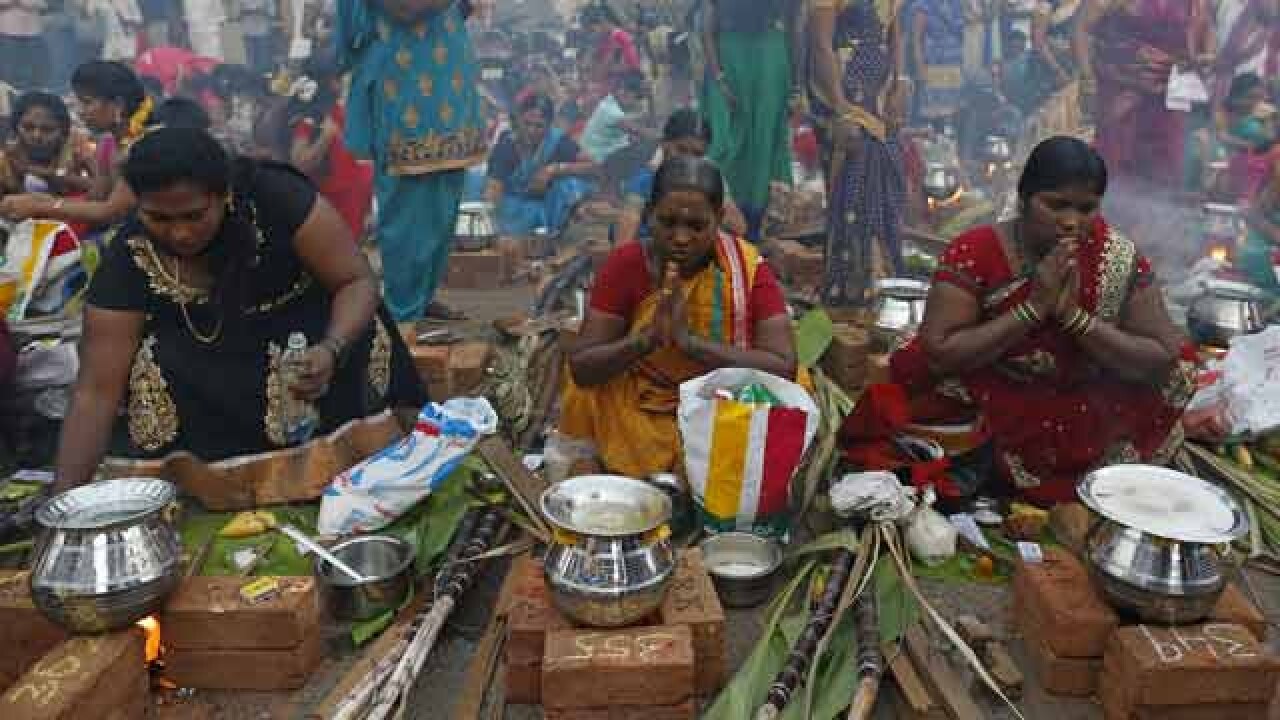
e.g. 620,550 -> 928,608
559,233 -> 763,477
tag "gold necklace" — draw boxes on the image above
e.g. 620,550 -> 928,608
146,240 -> 224,344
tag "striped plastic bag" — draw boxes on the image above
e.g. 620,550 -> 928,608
678,368 -> 820,538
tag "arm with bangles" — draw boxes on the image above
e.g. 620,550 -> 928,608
1068,280 -> 1183,383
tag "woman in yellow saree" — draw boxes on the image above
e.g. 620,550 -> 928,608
561,155 -> 798,478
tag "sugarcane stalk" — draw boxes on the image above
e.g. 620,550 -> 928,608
365,508 -> 507,720
845,590 -> 883,720
330,509 -> 497,720
754,548 -> 857,720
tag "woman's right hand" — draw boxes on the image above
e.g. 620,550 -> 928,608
1027,240 -> 1077,319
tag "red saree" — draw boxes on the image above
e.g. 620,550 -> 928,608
891,221 -> 1198,505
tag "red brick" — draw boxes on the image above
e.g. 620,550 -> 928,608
503,555 -> 572,668
659,548 -> 726,695
398,323 -> 452,397
446,249 -> 507,289
544,698 -> 698,720
0,571 -> 69,692
164,632 -> 322,690
1,630 -> 147,720
1209,584 -> 1268,642
778,239 -> 823,290
821,324 -> 871,393
1019,622 -> 1100,697
1099,623 -> 1280,710
543,624 -> 695,709
504,658 -> 542,705
449,341 -> 492,394
160,576 -> 321,651
1099,669 -> 1270,719
1012,547 -> 1118,658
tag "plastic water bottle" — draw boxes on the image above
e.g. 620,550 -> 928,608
281,332 -> 318,445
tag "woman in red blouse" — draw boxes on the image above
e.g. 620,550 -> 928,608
891,137 -> 1197,505
560,155 -> 797,477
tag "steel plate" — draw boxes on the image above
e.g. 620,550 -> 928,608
1077,465 -> 1247,544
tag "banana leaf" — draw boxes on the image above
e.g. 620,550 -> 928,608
794,308 -> 835,369
702,551 -> 919,720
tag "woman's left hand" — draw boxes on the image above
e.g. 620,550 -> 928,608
291,346 -> 336,401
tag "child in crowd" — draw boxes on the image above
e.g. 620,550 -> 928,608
580,69 -> 656,192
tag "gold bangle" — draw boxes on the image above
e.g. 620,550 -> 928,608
1012,303 -> 1032,326
1062,308 -> 1084,335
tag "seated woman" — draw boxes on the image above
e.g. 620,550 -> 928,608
1240,165 -> 1280,296
484,92 -> 595,236
1218,73 -> 1279,199
560,155 -> 797,477
0,92 -> 95,198
615,109 -> 747,243
891,136 -> 1197,506
52,127 -> 427,493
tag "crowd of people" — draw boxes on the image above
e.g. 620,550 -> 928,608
0,0 -> 1274,504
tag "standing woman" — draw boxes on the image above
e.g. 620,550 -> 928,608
702,0 -> 794,241
337,0 -> 485,321
904,0 -> 967,123
1024,0 -> 1081,111
805,0 -> 910,306
1075,0 -> 1213,195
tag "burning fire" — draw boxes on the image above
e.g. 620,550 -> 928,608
1210,245 -> 1230,264
135,616 -> 161,664
927,187 -> 966,212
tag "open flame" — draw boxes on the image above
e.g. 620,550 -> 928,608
1210,245 -> 1230,264
927,187 -> 967,212
135,616 -> 161,664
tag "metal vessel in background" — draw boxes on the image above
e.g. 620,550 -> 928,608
872,278 -> 930,351
922,162 -> 961,202
29,478 -> 183,633
698,532 -> 783,608
1078,465 -> 1247,624
454,201 -> 498,252
541,475 -> 676,627
1186,278 -> 1265,348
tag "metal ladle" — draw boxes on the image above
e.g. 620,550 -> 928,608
278,523 -> 368,583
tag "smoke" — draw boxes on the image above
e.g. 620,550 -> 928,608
1102,177 -> 1204,286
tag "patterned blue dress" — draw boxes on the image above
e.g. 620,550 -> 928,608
808,0 -> 907,306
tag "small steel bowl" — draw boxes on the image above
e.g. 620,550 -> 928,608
313,535 -> 415,622
699,532 -> 784,608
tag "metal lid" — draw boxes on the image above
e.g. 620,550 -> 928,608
1078,465 -> 1247,543
37,478 -> 176,531
541,475 -> 672,537
874,277 -> 930,299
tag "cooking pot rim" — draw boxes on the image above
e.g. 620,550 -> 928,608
541,474 -> 673,537
36,477 -> 177,531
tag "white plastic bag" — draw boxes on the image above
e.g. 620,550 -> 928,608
1222,327 -> 1280,435
317,398 -> 498,535
678,368 -> 819,537
905,487 -> 957,566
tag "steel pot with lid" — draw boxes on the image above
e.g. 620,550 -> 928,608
978,134 -> 1013,165
541,475 -> 675,627
922,162 -> 961,201
1186,278 -> 1265,348
1078,465 -> 1248,624
29,478 -> 183,633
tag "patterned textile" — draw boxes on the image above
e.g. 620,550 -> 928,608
807,0 -> 906,306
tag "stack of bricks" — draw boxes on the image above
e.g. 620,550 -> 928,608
397,324 -> 493,399
820,323 -> 871,394
502,549 -> 725,718
446,246 -> 508,290
776,239 -> 824,295
0,570 -> 69,693
1013,546 -> 1276,715
159,576 -> 323,691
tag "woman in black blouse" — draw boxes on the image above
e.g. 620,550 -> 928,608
54,127 -> 427,492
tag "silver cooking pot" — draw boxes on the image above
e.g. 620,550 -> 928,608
978,134 -> 1013,165
29,478 -> 183,634
872,278 -> 929,351
541,475 -> 675,627
922,162 -> 961,201
455,201 -> 497,252
1078,465 -> 1247,624
1186,279 -> 1265,348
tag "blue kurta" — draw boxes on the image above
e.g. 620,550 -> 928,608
338,0 -> 485,320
